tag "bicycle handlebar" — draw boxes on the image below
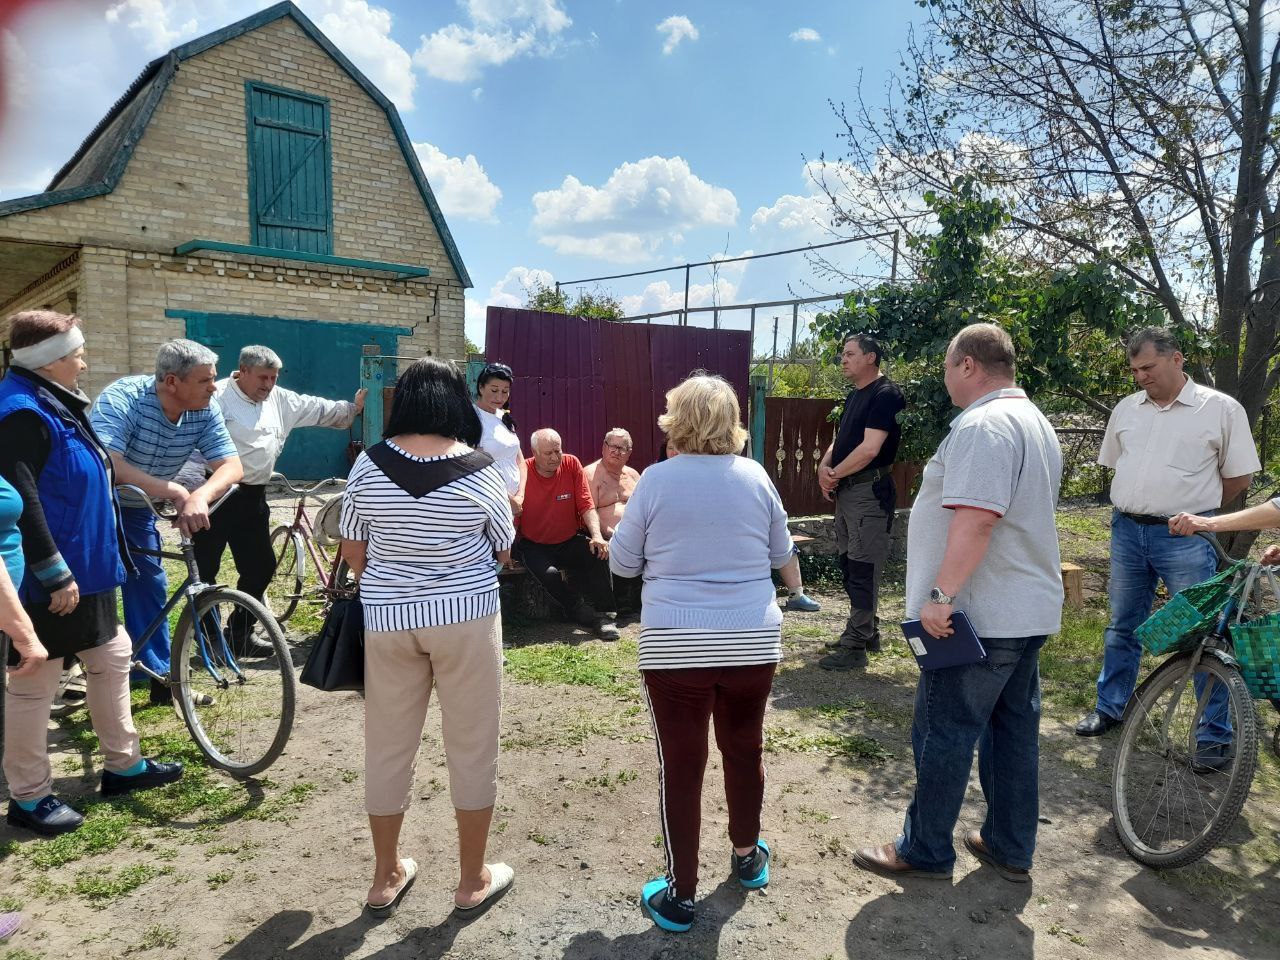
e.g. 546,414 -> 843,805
1154,512 -> 1232,563
116,483 -> 239,520
268,473 -> 346,497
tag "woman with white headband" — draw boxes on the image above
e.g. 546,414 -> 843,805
0,310 -> 182,838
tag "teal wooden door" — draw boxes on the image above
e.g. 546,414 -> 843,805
245,82 -> 332,255
174,311 -> 410,479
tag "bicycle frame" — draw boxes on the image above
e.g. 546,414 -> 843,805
119,485 -> 246,688
285,498 -> 342,591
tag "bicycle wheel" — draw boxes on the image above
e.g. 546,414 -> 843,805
266,526 -> 304,623
1112,650 -> 1260,868
170,589 -> 296,778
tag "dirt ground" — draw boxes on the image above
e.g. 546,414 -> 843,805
2,502 -> 1279,960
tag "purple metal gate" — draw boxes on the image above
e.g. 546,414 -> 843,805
485,307 -> 751,467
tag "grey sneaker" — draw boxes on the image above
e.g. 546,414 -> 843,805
819,649 -> 868,671
596,619 -> 620,642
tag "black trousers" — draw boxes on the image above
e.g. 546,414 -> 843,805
192,484 -> 275,636
517,534 -> 616,616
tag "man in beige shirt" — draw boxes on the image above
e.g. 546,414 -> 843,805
585,428 -> 641,616
1076,327 -> 1260,747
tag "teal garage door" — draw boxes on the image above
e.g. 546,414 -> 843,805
170,310 -> 410,479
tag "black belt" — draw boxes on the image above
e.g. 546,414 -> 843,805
839,466 -> 891,489
1121,511 -> 1183,526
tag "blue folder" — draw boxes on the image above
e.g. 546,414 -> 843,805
900,611 -> 987,670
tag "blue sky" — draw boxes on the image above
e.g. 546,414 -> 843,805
0,0 -> 923,353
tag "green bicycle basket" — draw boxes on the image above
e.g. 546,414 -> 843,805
1136,560 -> 1249,657
1230,565 -> 1280,701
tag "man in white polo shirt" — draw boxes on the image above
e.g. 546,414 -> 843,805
1076,327 -> 1259,744
192,345 -> 365,655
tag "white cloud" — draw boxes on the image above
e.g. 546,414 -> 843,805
315,0 -> 416,113
413,0 -> 570,83
656,15 -> 697,54
751,162 -> 834,242
532,156 -> 737,262
413,141 -> 502,221
488,265 -> 556,307
619,276 -> 739,316
790,27 -> 821,42
105,0 -> 198,53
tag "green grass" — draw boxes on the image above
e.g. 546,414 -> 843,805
1040,607 -> 1113,713
1056,511 -> 1110,541
206,870 -> 233,890
3,950 -> 45,960
503,639 -> 640,698
766,725 -> 892,764
71,863 -> 170,905
0,896 -> 21,912
125,925 -> 180,954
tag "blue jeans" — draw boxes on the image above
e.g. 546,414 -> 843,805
897,634 -> 1046,873
1096,512 -> 1232,744
121,506 -> 171,678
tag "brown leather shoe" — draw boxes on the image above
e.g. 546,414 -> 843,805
851,842 -> 951,880
963,831 -> 1030,883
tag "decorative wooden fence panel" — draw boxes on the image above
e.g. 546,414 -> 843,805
764,396 -> 838,518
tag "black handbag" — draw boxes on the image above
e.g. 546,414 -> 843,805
300,593 -> 365,692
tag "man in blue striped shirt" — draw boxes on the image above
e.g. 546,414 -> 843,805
90,340 -> 242,704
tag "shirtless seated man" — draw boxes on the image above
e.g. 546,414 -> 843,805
584,428 -> 642,616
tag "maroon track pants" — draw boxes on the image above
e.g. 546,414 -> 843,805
642,662 -> 777,900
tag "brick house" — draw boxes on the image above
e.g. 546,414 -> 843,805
0,1 -> 471,475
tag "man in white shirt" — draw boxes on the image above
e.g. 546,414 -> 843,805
192,345 -> 365,654
1076,328 -> 1260,747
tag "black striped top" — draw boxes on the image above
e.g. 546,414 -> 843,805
339,442 -> 516,631
637,625 -> 783,670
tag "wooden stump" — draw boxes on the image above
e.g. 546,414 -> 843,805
1061,562 -> 1085,608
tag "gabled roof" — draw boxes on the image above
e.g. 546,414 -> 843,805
0,1 -> 471,287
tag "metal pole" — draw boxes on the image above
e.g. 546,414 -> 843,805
360,344 -> 386,449
768,317 -> 779,389
683,264 -> 691,326
891,229 -> 900,282
749,374 -> 767,466
749,306 -> 757,354
713,307 -> 719,330
790,302 -> 799,357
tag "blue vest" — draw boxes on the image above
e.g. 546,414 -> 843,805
0,371 -> 127,602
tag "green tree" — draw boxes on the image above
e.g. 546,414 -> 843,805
525,281 -> 626,320
818,0 -> 1280,425
814,179 -> 1168,458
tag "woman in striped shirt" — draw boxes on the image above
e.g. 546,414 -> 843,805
609,373 -> 809,933
340,358 -> 516,918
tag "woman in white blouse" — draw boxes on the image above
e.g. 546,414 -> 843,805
473,362 -> 527,517
341,358 -> 516,919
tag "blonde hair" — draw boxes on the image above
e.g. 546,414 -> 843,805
658,373 -> 749,455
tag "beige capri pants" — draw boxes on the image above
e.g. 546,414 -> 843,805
363,613 -> 502,815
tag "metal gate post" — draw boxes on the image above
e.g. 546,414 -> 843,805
749,374 -> 767,466
466,357 -> 485,400
360,345 -> 389,449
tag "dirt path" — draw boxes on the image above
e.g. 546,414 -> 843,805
4,580 -> 1279,960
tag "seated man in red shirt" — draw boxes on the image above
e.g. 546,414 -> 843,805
518,428 -> 620,641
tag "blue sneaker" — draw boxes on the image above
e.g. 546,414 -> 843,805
733,839 -> 770,888
641,878 -> 694,932
784,593 -> 821,613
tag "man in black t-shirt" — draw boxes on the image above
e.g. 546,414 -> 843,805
817,333 -> 905,670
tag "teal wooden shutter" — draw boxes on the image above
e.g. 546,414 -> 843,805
245,82 -> 332,254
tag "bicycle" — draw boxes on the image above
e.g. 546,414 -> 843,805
265,474 -> 354,624
119,484 -> 296,778
1111,531 -> 1280,868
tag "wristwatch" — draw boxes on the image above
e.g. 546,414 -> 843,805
928,586 -> 956,605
